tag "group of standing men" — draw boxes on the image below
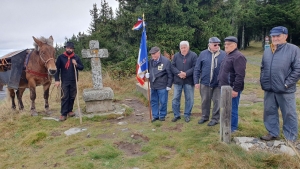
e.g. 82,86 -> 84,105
147,26 -> 300,142
147,35 -> 246,133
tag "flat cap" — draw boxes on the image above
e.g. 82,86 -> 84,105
224,36 -> 238,43
270,26 -> 288,36
209,37 -> 221,43
149,46 -> 160,54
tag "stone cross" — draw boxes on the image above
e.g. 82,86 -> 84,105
81,40 -> 108,89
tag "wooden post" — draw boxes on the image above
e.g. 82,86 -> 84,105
220,86 -> 232,144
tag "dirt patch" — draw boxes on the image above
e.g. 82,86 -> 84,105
65,148 -> 76,155
114,141 -> 145,157
97,133 -> 116,140
131,133 -> 149,142
50,131 -> 61,137
162,123 -> 184,132
161,146 -> 177,161
119,98 -> 150,123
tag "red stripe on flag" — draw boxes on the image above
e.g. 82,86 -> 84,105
136,64 -> 145,85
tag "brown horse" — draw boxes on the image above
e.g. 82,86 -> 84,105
8,36 -> 57,116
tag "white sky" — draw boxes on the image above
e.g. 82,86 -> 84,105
0,0 -> 119,56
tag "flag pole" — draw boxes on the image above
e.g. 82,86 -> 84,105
143,13 -> 152,122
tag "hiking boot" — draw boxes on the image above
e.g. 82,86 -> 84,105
207,121 -> 218,126
171,116 -> 181,122
260,134 -> 279,141
151,118 -> 159,123
68,112 -> 75,117
198,119 -> 208,124
184,116 -> 190,123
59,116 -> 67,121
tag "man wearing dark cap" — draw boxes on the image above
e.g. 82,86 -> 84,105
218,36 -> 247,132
54,42 -> 84,121
171,41 -> 198,123
146,46 -> 173,122
194,37 -> 226,126
260,26 -> 300,142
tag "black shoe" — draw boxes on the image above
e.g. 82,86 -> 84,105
198,119 -> 208,124
260,134 -> 280,141
207,121 -> 218,126
151,118 -> 159,123
159,118 -> 165,121
171,116 -> 181,122
184,116 -> 190,123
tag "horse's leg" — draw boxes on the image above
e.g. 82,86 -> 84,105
43,81 -> 52,115
16,88 -> 26,111
8,88 -> 16,110
29,85 -> 38,116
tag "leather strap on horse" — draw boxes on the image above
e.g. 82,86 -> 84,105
26,69 -> 48,78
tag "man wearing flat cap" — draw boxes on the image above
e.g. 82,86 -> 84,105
171,41 -> 197,123
260,26 -> 300,142
54,41 -> 84,121
218,36 -> 247,132
194,37 -> 226,126
146,46 -> 173,122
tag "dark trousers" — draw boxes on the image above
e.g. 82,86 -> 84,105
61,81 -> 77,116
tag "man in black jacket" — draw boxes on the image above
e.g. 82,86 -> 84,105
171,41 -> 197,123
218,36 -> 246,132
54,42 -> 84,121
147,46 -> 173,122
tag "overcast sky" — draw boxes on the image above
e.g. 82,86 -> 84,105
0,0 -> 119,56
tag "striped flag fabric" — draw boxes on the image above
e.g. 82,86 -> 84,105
132,17 -> 143,30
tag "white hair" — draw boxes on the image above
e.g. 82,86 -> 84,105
179,41 -> 189,48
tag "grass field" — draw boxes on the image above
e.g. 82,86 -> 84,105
0,42 -> 300,169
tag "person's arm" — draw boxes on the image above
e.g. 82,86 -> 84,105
166,60 -> 173,88
54,55 -> 61,81
75,56 -> 84,70
285,47 -> 300,87
171,54 -> 180,74
193,54 -> 202,85
232,54 -> 247,92
185,53 -> 197,77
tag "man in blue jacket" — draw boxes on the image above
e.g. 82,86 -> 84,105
147,46 -> 173,122
171,41 -> 197,123
54,42 -> 84,121
218,36 -> 247,132
194,37 -> 226,126
260,26 -> 300,141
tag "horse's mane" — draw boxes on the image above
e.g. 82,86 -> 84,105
33,36 -> 54,51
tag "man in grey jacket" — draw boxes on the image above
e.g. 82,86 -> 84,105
171,41 -> 197,123
194,37 -> 226,126
260,26 -> 300,141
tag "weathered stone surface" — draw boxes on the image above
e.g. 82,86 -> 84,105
64,128 -> 87,136
273,140 -> 284,147
83,87 -> 114,101
136,82 -> 149,100
81,49 -> 108,59
85,100 -> 114,113
240,143 -> 254,151
279,145 -> 296,156
234,137 -> 256,144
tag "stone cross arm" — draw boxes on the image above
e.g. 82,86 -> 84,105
81,40 -> 108,58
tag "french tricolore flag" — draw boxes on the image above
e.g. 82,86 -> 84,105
132,18 -> 143,30
135,19 -> 148,85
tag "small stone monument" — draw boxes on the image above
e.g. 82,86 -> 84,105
81,40 -> 114,113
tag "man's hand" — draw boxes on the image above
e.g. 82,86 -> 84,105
178,71 -> 186,79
195,84 -> 200,89
54,81 -> 60,87
166,87 -> 171,91
145,73 -> 150,78
72,59 -> 77,66
232,91 -> 238,98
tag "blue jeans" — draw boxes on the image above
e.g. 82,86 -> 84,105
172,84 -> 194,118
231,91 -> 241,131
150,88 -> 168,119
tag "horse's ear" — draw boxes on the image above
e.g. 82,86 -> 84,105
32,36 -> 43,47
49,35 -> 53,41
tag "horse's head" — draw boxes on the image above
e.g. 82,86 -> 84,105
33,36 -> 57,75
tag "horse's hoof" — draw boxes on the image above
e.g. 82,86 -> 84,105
31,111 -> 38,116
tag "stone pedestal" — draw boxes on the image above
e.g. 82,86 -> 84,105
83,88 -> 114,113
136,82 -> 149,100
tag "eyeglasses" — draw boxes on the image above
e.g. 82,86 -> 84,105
213,44 -> 220,47
224,43 -> 233,46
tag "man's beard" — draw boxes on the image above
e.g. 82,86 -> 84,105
66,51 -> 73,55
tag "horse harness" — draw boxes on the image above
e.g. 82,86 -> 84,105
24,50 -> 53,79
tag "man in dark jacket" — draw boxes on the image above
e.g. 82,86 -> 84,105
218,36 -> 247,132
147,46 -> 173,122
54,42 -> 84,121
194,37 -> 226,126
171,41 -> 197,123
260,26 -> 300,141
